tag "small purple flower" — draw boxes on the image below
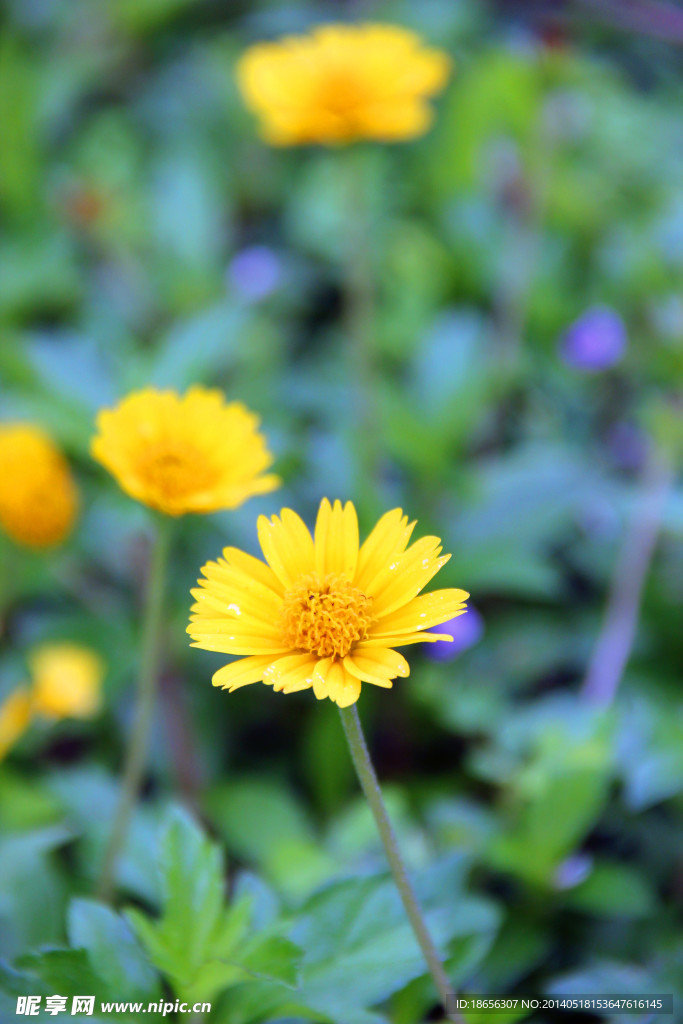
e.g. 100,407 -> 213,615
228,246 -> 281,301
560,306 -> 627,372
425,606 -> 484,662
554,853 -> 593,891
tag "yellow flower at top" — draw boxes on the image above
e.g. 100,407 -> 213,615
29,643 -> 104,720
91,387 -> 280,517
188,499 -> 468,707
0,689 -> 32,761
236,23 -> 451,146
0,424 -> 78,549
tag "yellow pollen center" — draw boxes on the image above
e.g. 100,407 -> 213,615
318,69 -> 366,117
280,572 -> 373,659
139,442 -> 215,499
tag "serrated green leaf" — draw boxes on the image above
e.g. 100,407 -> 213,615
126,807 -> 302,1006
68,898 -> 160,1001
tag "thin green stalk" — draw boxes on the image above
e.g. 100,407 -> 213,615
581,452 -> 672,706
0,535 -> 10,640
338,705 -> 464,1024
343,147 -> 381,502
97,517 -> 172,901
0,534 -> 20,641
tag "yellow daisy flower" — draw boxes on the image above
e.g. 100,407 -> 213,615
236,23 -> 451,146
0,424 -> 78,549
29,642 -> 104,720
188,499 -> 468,707
0,689 -> 32,761
91,386 -> 280,516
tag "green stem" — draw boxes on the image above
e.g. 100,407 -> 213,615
97,517 -> 172,901
338,705 -> 463,1024
343,147 -> 381,503
581,451 -> 672,706
0,534 -> 18,641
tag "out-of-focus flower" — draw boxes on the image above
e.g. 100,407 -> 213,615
189,499 -> 468,707
560,306 -> 627,372
0,424 -> 78,549
91,387 -> 280,517
0,689 -> 32,761
554,852 -> 593,891
229,246 -> 281,301
236,24 -> 451,146
424,606 -> 484,662
606,421 -> 648,472
29,643 -> 104,720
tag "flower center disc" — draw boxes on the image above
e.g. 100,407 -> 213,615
319,70 -> 365,117
280,572 -> 373,659
140,443 -> 213,499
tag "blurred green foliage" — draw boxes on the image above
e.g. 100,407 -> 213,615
1,0 -> 683,1022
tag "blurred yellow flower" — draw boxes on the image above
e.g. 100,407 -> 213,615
0,424 -> 78,549
29,643 -> 104,720
91,387 -> 280,517
0,689 -> 32,761
189,499 -> 468,707
236,23 -> 451,146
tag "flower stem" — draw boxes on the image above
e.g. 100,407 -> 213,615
338,705 -> 463,1024
97,517 -> 172,901
342,148 -> 381,505
581,451 -> 672,706
0,535 -> 20,640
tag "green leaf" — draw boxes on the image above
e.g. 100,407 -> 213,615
126,807 -> 231,994
0,827 -> 72,958
0,771 -> 63,832
204,777 -> 335,897
213,979 -> 338,1024
16,949 -> 104,1000
204,776 -> 314,864
0,33 -> 42,219
565,861 -> 656,918
288,859 -> 498,1023
488,715 -> 613,885
428,49 -> 544,197
0,960 -> 36,998
233,935 -> 302,988
126,807 -> 302,1005
68,899 -> 160,1001
12,949 -> 144,1021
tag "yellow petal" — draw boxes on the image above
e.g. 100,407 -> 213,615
344,647 -> 409,687
212,655 -> 275,691
188,631 -> 289,656
264,652 -> 316,692
355,100 -> 432,141
355,509 -> 415,592
257,508 -> 315,588
197,555 -> 282,611
312,656 -> 334,700
222,547 -> 284,596
370,537 -> 449,617
358,631 -> 450,648
375,589 -> 469,635
90,387 -> 279,516
189,582 -> 278,626
235,25 -> 449,148
186,616 -> 283,642
314,499 -> 359,578
327,663 -> 362,707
